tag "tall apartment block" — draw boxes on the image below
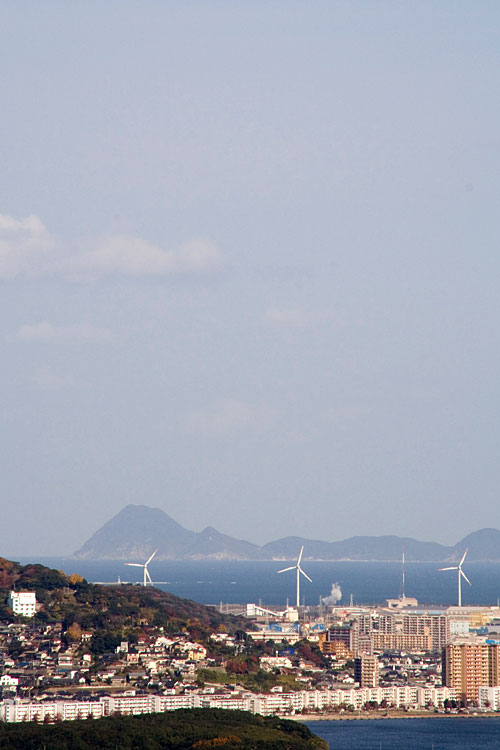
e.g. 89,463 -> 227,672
354,654 -> 379,687
442,639 -> 500,703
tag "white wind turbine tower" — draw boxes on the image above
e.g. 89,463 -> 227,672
278,546 -> 312,607
125,549 -> 158,587
439,548 -> 471,606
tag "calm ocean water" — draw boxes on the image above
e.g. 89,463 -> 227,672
304,717 -> 500,750
17,558 -> 500,608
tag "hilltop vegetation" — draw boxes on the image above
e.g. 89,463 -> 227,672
0,708 -> 328,750
0,557 -> 244,642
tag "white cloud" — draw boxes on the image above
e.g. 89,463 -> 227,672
32,366 -> 75,390
66,235 -> 222,281
265,307 -> 310,327
185,398 -> 260,438
0,213 -> 223,282
0,214 -> 55,279
176,239 -> 222,273
12,321 -> 114,344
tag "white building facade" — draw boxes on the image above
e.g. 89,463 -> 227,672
7,591 -> 37,618
478,686 -> 500,710
0,685 -> 457,723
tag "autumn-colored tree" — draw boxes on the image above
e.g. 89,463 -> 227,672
67,622 -> 82,641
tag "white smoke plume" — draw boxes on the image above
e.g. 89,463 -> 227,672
321,583 -> 342,605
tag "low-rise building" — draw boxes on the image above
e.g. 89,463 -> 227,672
0,675 -> 18,688
478,686 -> 500,710
7,592 -> 37,618
259,656 -> 293,671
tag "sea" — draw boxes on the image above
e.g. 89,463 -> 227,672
304,717 -> 500,749
15,558 -> 500,608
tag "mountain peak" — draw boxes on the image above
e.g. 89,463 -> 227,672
200,526 -> 220,537
451,528 -> 500,561
74,505 -> 196,560
74,507 -> 500,562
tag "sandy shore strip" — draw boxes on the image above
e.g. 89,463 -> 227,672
291,710 -> 500,721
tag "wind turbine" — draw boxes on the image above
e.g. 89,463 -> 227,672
439,548 -> 471,606
278,546 -> 312,607
125,549 -> 158,587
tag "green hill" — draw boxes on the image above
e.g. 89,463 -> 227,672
0,708 -> 328,750
0,557 -> 245,642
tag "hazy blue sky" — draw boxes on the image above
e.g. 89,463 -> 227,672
1,1 -> 500,556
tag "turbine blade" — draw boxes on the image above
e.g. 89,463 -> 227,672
460,548 -> 468,567
146,568 -> 153,585
297,546 -> 304,565
125,563 -> 143,568
278,566 -> 295,574
439,567 -> 458,571
299,567 -> 312,583
460,570 -> 472,586
146,549 -> 158,566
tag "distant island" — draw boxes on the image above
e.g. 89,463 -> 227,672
74,505 -> 500,562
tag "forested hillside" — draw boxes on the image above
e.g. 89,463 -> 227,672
0,557 -> 244,641
0,708 -> 328,750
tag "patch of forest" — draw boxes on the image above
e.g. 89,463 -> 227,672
0,557 -> 246,642
0,707 -> 328,750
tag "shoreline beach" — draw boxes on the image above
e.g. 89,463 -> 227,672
295,710 -> 500,721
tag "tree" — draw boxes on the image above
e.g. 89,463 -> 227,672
67,622 -> 82,641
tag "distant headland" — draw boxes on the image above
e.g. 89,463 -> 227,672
73,504 -> 500,563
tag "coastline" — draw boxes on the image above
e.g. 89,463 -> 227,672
295,710 -> 500,721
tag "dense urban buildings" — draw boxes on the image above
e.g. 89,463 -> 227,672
3,588 -> 500,723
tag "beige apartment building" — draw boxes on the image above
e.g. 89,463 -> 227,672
442,639 -> 500,703
354,654 -> 379,687
375,613 -> 449,653
371,631 -> 431,652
